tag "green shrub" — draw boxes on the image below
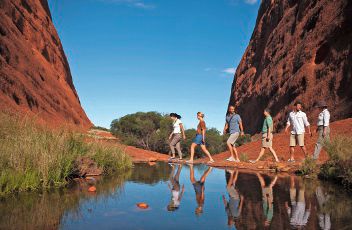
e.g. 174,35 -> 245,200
319,135 -> 352,189
298,156 -> 318,175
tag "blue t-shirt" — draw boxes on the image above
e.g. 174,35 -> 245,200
226,114 -> 241,134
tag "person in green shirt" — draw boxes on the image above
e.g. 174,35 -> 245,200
249,108 -> 279,163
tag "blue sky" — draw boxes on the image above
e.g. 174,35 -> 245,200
48,0 -> 260,131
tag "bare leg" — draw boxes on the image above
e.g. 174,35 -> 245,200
269,147 -> 279,162
175,164 -> 182,181
232,146 -> 240,161
290,147 -> 295,160
227,142 -> 234,158
189,165 -> 196,184
301,146 -> 308,157
188,143 -> 197,162
255,148 -> 266,162
200,167 -> 212,183
200,145 -> 214,162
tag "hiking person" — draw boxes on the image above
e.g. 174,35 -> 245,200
186,112 -> 215,164
223,105 -> 244,162
249,108 -> 279,163
167,164 -> 185,211
189,165 -> 212,216
313,101 -> 330,160
285,101 -> 312,162
285,176 -> 311,228
222,170 -> 244,227
169,113 -> 186,160
257,173 -> 277,227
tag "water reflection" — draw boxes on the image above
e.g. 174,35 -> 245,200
223,170 -> 244,228
167,164 -> 185,211
286,176 -> 311,228
189,164 -> 212,216
1,163 -> 352,230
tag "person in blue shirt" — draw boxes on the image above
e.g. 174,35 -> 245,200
223,106 -> 244,162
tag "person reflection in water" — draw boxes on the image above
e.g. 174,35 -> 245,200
257,173 -> 277,227
285,176 -> 311,228
167,164 -> 185,211
316,186 -> 331,230
222,170 -> 244,227
189,165 -> 212,216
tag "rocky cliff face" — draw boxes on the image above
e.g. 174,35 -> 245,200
0,0 -> 91,128
229,0 -> 352,134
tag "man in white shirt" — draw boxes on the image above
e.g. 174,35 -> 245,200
285,102 -> 312,162
313,101 -> 330,160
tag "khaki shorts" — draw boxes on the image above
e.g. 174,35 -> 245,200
262,133 -> 273,148
227,133 -> 239,146
290,134 -> 305,147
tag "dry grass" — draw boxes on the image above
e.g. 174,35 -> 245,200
0,113 -> 131,195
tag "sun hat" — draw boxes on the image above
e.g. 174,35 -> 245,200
316,101 -> 328,107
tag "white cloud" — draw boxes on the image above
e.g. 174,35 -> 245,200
222,67 -> 236,75
244,0 -> 258,4
98,0 -> 155,9
229,0 -> 258,5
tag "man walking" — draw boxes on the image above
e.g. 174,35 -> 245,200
285,101 -> 312,162
313,101 -> 330,160
249,108 -> 279,163
223,105 -> 244,162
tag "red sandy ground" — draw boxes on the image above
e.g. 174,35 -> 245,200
193,118 -> 352,172
92,118 -> 352,173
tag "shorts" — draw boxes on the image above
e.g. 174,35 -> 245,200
193,134 -> 205,145
262,133 -> 273,148
227,133 -> 239,146
290,134 -> 305,147
193,181 -> 204,195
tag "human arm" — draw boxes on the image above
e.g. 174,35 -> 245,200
179,185 -> 185,201
239,117 -> 244,136
323,111 -> 330,137
285,116 -> 290,133
222,195 -> 227,207
180,123 -> 186,139
238,195 -> 244,216
223,122 -> 228,135
303,114 -> 312,137
201,121 -> 206,143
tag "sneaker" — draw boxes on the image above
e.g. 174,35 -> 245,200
287,159 -> 295,163
226,156 -> 236,162
234,159 -> 240,163
249,160 -> 256,164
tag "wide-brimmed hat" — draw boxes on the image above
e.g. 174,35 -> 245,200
316,101 -> 328,107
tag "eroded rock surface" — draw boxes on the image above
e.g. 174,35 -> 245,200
0,0 -> 91,128
229,0 -> 352,134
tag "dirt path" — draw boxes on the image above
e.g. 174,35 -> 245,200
90,118 -> 352,173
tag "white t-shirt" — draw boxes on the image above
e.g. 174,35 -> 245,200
172,190 -> 180,207
287,111 -> 310,135
173,119 -> 183,134
317,109 -> 330,127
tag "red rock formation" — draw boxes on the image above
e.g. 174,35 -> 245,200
0,0 -> 91,128
229,0 -> 352,134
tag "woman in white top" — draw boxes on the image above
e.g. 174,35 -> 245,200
313,101 -> 330,160
169,113 -> 186,160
